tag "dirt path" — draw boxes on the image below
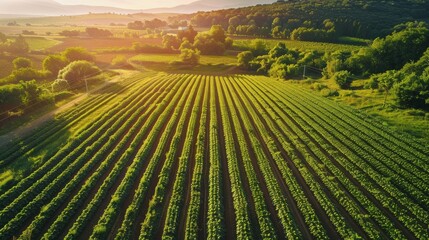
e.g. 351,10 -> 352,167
0,70 -> 138,148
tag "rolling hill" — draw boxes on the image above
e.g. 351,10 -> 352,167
0,0 -> 275,16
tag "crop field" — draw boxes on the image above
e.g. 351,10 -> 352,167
0,73 -> 428,239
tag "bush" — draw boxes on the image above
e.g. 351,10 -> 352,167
334,70 -> 353,89
179,48 -> 200,65
311,83 -> 328,91
51,79 -> 69,92
320,88 -> 339,97
269,63 -> 288,79
11,68 -> 47,82
13,57 -> 32,69
237,51 -> 254,70
111,56 -> 127,67
0,84 -> 24,111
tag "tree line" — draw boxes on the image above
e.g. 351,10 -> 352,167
170,0 -> 429,42
238,21 -> 429,110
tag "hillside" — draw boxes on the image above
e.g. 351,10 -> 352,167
174,0 -> 429,38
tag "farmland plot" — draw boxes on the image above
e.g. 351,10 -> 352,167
0,73 -> 428,239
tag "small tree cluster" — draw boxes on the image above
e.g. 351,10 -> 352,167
42,47 -> 95,77
85,27 -> 113,38
58,60 -> 101,86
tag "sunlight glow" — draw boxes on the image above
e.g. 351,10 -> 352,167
55,0 -> 196,9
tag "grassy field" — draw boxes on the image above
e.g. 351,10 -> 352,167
0,73 -> 427,239
22,36 -> 62,50
47,37 -> 163,52
128,54 -> 239,74
234,38 -> 365,52
295,78 -> 429,143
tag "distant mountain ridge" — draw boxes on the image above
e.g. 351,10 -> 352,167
0,0 -> 274,16
0,0 -> 141,16
144,0 -> 274,13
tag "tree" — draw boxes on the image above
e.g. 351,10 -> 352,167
177,25 -> 198,43
208,25 -> 226,43
62,47 -> 95,62
268,42 -> 288,59
395,69 -> 429,110
362,22 -> 429,74
370,70 -> 401,107
229,16 -> 241,28
250,39 -> 268,56
162,35 -> 180,50
0,84 -> 24,112
193,25 -> 231,55
272,17 -> 282,28
20,80 -> 42,105
179,39 -> 193,51
43,55 -> 69,76
58,61 -> 101,86
179,48 -> 200,65
13,57 -> 32,69
334,70 -> 353,89
237,51 -> 254,70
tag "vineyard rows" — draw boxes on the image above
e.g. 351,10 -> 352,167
0,73 -> 428,239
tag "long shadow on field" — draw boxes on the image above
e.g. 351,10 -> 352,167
0,117 -> 72,195
91,81 -> 126,95
131,61 -> 244,75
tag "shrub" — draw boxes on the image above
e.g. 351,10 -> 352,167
334,70 -> 353,89
237,51 -> 254,70
311,83 -> 328,91
179,48 -> 200,65
51,79 -> 69,92
13,57 -> 32,69
11,68 -> 47,82
320,88 -> 339,97
111,55 -> 127,67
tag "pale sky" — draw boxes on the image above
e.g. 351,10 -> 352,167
55,0 -> 196,9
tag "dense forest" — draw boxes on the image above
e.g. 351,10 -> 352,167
171,0 -> 429,40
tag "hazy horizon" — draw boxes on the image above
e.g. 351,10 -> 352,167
56,0 -> 196,9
